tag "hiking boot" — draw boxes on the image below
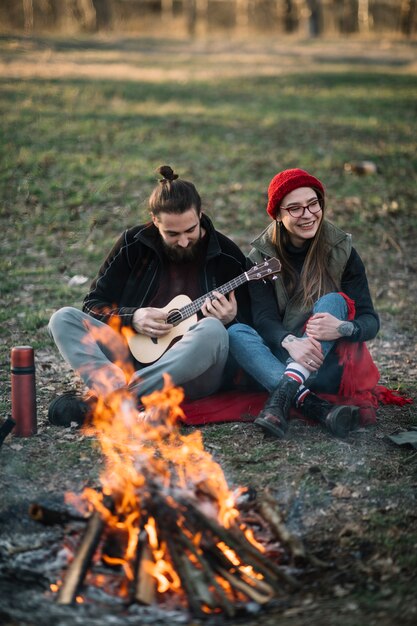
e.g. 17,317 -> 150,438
48,391 -> 97,427
254,376 -> 300,439
299,392 -> 359,439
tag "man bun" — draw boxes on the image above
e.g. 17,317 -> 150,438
157,165 -> 179,182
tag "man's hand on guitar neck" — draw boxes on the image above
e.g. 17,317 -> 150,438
132,307 -> 173,337
201,290 -> 237,325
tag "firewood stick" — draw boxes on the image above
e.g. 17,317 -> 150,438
215,566 -> 274,604
183,500 -> 298,588
57,510 -> 104,604
239,569 -> 277,596
176,529 -> 236,617
259,493 -> 329,568
228,522 -> 299,587
29,502 -> 88,526
181,552 -> 218,610
202,540 -> 277,597
163,532 -> 207,618
134,535 -> 156,605
257,495 -> 305,559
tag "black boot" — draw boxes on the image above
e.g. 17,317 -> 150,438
254,376 -> 300,439
48,391 -> 97,427
299,392 -> 359,439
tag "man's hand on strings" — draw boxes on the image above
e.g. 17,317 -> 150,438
201,290 -> 237,325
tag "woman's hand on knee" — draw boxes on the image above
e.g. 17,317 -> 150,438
306,312 -> 344,341
283,336 -> 323,370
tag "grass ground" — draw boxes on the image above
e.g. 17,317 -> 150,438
0,33 -> 416,626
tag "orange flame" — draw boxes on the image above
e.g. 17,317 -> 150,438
60,319 -> 270,609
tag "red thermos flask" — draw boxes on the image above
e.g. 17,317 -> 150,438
11,346 -> 37,437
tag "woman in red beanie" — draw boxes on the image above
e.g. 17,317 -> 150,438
228,168 -> 380,439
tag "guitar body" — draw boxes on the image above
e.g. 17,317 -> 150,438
127,294 -> 197,364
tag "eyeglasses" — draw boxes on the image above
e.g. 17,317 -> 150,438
279,198 -> 321,218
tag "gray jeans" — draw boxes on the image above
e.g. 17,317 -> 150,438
48,307 -> 229,402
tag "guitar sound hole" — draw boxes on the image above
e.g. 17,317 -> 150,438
167,309 -> 183,326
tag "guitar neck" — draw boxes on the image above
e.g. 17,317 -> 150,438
179,273 -> 248,320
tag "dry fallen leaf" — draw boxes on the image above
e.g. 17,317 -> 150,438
331,484 -> 352,498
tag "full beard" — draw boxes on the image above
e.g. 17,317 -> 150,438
162,232 -> 204,263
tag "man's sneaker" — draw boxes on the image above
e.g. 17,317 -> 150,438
48,391 -> 96,427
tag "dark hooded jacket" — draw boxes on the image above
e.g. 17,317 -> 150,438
83,214 -> 252,329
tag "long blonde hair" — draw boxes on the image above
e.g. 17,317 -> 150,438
273,192 -> 338,309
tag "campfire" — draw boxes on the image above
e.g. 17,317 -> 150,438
40,377 -> 300,618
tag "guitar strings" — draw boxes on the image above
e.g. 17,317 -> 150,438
163,261 -> 279,326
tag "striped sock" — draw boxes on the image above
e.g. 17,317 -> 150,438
294,386 -> 311,407
284,362 -> 310,385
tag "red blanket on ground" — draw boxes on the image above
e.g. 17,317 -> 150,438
181,384 -> 412,427
181,294 -> 413,426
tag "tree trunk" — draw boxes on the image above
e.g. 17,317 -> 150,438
185,0 -> 197,36
283,0 -> 297,32
236,0 -> 250,29
22,0 -> 34,32
195,0 -> 209,36
161,0 -> 174,22
358,0 -> 371,33
400,0 -> 417,36
77,0 -> 97,31
91,0 -> 112,31
307,0 -> 323,37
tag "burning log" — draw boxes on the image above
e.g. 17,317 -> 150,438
182,497 -> 299,589
134,530 -> 156,605
54,480 -> 293,614
164,531 -> 214,618
215,566 -> 274,604
57,510 -> 105,604
51,380 -> 303,617
57,495 -> 114,605
29,502 -> 88,526
172,522 -> 238,615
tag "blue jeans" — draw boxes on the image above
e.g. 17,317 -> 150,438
228,292 -> 348,393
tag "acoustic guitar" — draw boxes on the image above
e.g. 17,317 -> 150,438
128,257 -> 281,364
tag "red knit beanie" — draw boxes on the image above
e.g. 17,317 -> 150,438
266,168 -> 325,219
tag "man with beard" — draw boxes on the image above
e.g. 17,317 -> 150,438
48,165 -> 252,426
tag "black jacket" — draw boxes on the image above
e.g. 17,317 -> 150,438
83,214 -> 252,328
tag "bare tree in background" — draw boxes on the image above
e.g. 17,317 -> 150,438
358,0 -> 371,33
22,0 -> 33,31
161,0 -> 174,22
307,0 -> 323,36
76,0 -> 96,31
0,0 -> 415,37
283,0 -> 297,32
236,0 -> 250,29
91,0 -> 112,30
183,0 -> 195,35
400,0 -> 417,36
